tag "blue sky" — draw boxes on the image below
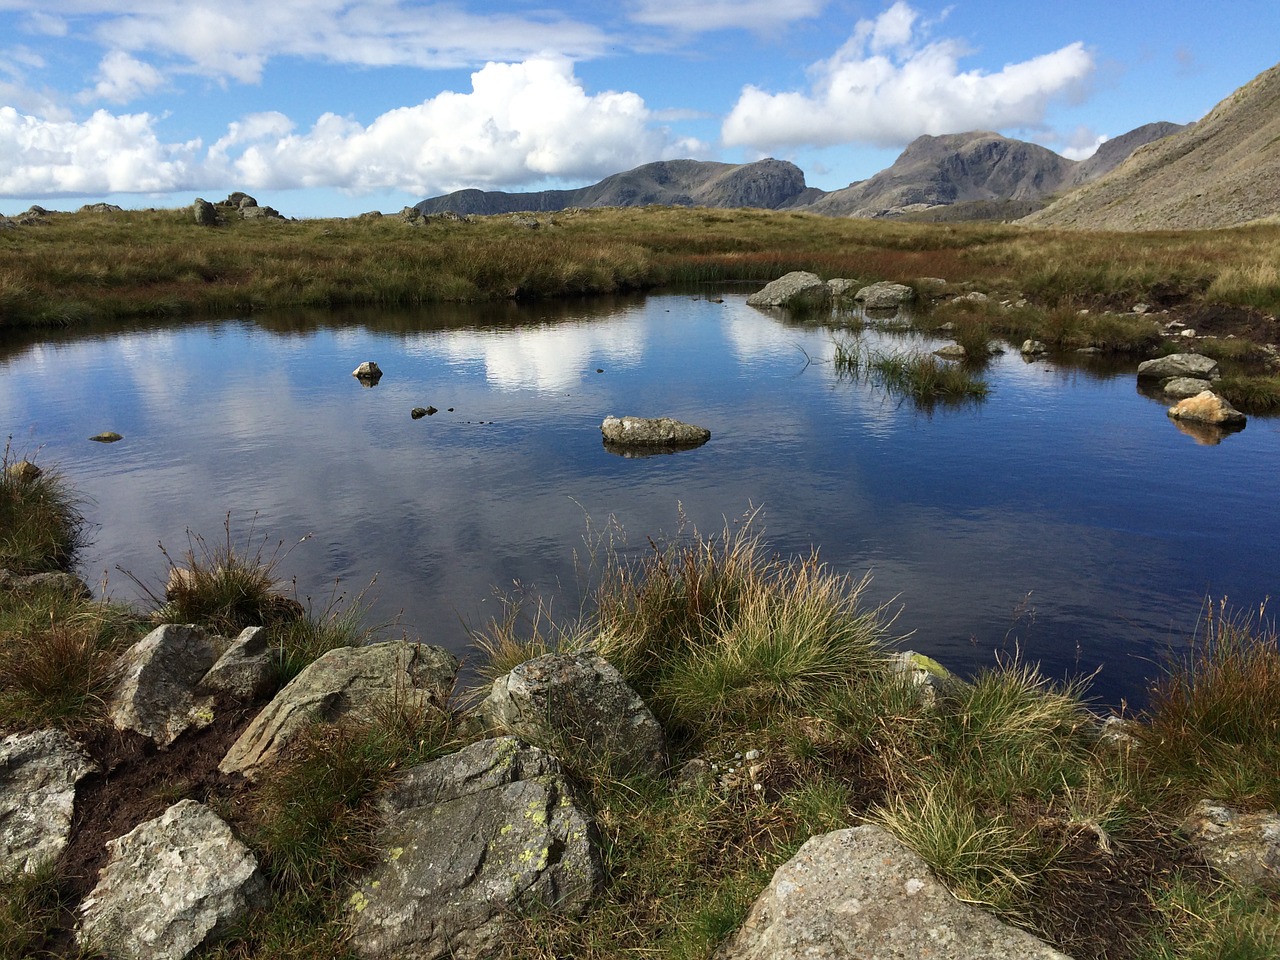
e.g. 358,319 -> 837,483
1,1 -> 1277,217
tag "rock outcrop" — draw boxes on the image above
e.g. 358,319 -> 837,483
746,271 -> 831,310
77,800 -> 262,960
219,640 -> 458,779
0,729 -> 97,874
108,624 -> 224,747
601,416 -> 711,449
478,652 -> 667,778
1180,801 -> 1280,886
348,737 -> 602,960
718,824 -> 1072,959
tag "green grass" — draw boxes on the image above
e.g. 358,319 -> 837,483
1213,374 -> 1280,413
0,442 -> 85,574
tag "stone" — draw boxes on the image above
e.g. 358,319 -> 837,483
0,217 -> 15,231
5,459 -> 42,482
411,407 -> 428,419
77,800 -> 263,960
1137,353 -> 1220,381
192,198 -> 219,226
601,415 -> 711,449
78,203 -> 123,214
827,278 -> 861,299
934,344 -> 968,360
108,624 -> 223,747
718,825 -> 1072,960
477,652 -> 667,778
1179,801 -> 1280,886
198,626 -> 276,701
348,737 -> 602,960
2,570 -> 93,599
1021,339 -> 1050,356
219,640 -> 458,779
747,271 -> 831,310
1132,303 -> 1151,315
1167,391 -> 1246,427
353,361 -> 383,381
0,729 -> 97,874
1161,376 -> 1215,399
853,281 -> 916,310
90,431 -> 123,442
953,291 -> 989,303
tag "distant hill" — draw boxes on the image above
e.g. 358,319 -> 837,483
414,159 -> 821,215
1024,64 -> 1280,230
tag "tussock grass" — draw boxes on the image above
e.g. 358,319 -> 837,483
0,442 -> 85,574
1141,876 -> 1280,960
1213,373 -> 1280,413
834,338 -> 990,406
1133,601 -> 1280,809
0,861 -> 69,960
271,583 -> 382,684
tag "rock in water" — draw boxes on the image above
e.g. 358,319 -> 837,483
353,361 -> 383,381
348,737 -> 602,960
1167,391 -> 1246,427
853,281 -> 916,310
746,271 -> 831,310
601,416 -> 711,448
1137,353 -> 1219,381
718,824 -> 1072,960
77,800 -> 262,960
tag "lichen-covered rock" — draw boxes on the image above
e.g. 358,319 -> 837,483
198,626 -> 276,701
1161,377 -> 1215,399
1180,801 -> 1279,886
0,729 -> 97,874
1021,339 -> 1050,356
108,624 -> 222,746
192,198 -> 219,226
853,281 -> 916,310
478,652 -> 666,778
718,825 -> 1072,960
219,640 -> 457,779
601,416 -> 711,448
1,569 -> 92,599
77,800 -> 262,960
827,278 -> 861,299
1167,390 -> 1246,427
352,360 -> 383,380
348,737 -> 602,960
1137,353 -> 1219,381
747,271 -> 831,310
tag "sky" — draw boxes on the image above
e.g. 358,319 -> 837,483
1,1 -> 1277,218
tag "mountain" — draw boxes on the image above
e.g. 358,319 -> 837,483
1024,64 -> 1280,230
413,158 -> 821,215
1065,122 -> 1188,187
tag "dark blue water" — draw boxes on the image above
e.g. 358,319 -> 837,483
4,293 -> 1277,707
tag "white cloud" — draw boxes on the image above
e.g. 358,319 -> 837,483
21,12 -> 68,37
82,50 -> 165,104
629,0 -> 826,33
722,1 -> 1094,150
0,106 -> 202,194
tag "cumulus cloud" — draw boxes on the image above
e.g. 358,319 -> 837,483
722,1 -> 1095,150
0,58 -> 685,198
0,107 -> 202,194
629,0 -> 826,33
82,50 -> 165,104
21,12 -> 68,37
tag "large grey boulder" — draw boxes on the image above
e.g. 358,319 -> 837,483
0,729 -> 97,874
827,278 -> 861,299
348,737 -> 602,960
718,825 -> 1072,960
77,800 -> 262,960
478,652 -> 666,778
192,198 -> 218,226
1161,376 -> 1215,399
1180,801 -> 1280,886
1137,353 -> 1220,381
853,281 -> 916,310
747,271 -> 831,310
108,624 -> 222,747
198,626 -> 276,701
1167,391 -> 1247,427
219,640 -> 458,779
601,416 -> 711,448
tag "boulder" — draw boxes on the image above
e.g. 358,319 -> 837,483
1167,391 -> 1246,427
747,271 -> 831,310
915,277 -> 948,295
0,729 -> 98,874
4,459 -> 42,482
1021,339 -> 1050,356
240,204 -> 284,221
853,281 -> 916,310
1161,377 -> 1215,399
827,278 -> 861,299
348,737 -> 602,960
108,624 -> 223,746
1137,353 -> 1219,381
934,344 -> 968,360
477,652 -> 666,778
953,291 -> 990,304
0,217 -> 15,231
219,640 -> 458,779
601,416 -> 711,448
77,800 -> 263,960
718,824 -> 1072,960
198,626 -> 276,701
1179,801 -> 1279,886
1,569 -> 92,599
353,361 -> 383,382
78,203 -> 123,214
192,198 -> 219,226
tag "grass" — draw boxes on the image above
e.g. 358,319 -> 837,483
1213,374 -> 1280,413
834,337 -> 991,406
5,207 -> 1280,327
0,442 -> 85,574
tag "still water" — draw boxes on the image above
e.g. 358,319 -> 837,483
3,293 -> 1277,707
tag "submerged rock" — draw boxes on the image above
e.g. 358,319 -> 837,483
601,415 -> 711,449
77,800 -> 262,960
90,431 -> 123,443
478,652 -> 666,778
0,729 -> 97,874
719,824 -> 1071,960
747,271 -> 831,310
348,737 -> 602,960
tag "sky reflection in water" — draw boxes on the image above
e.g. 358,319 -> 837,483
3,294 -> 1277,707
